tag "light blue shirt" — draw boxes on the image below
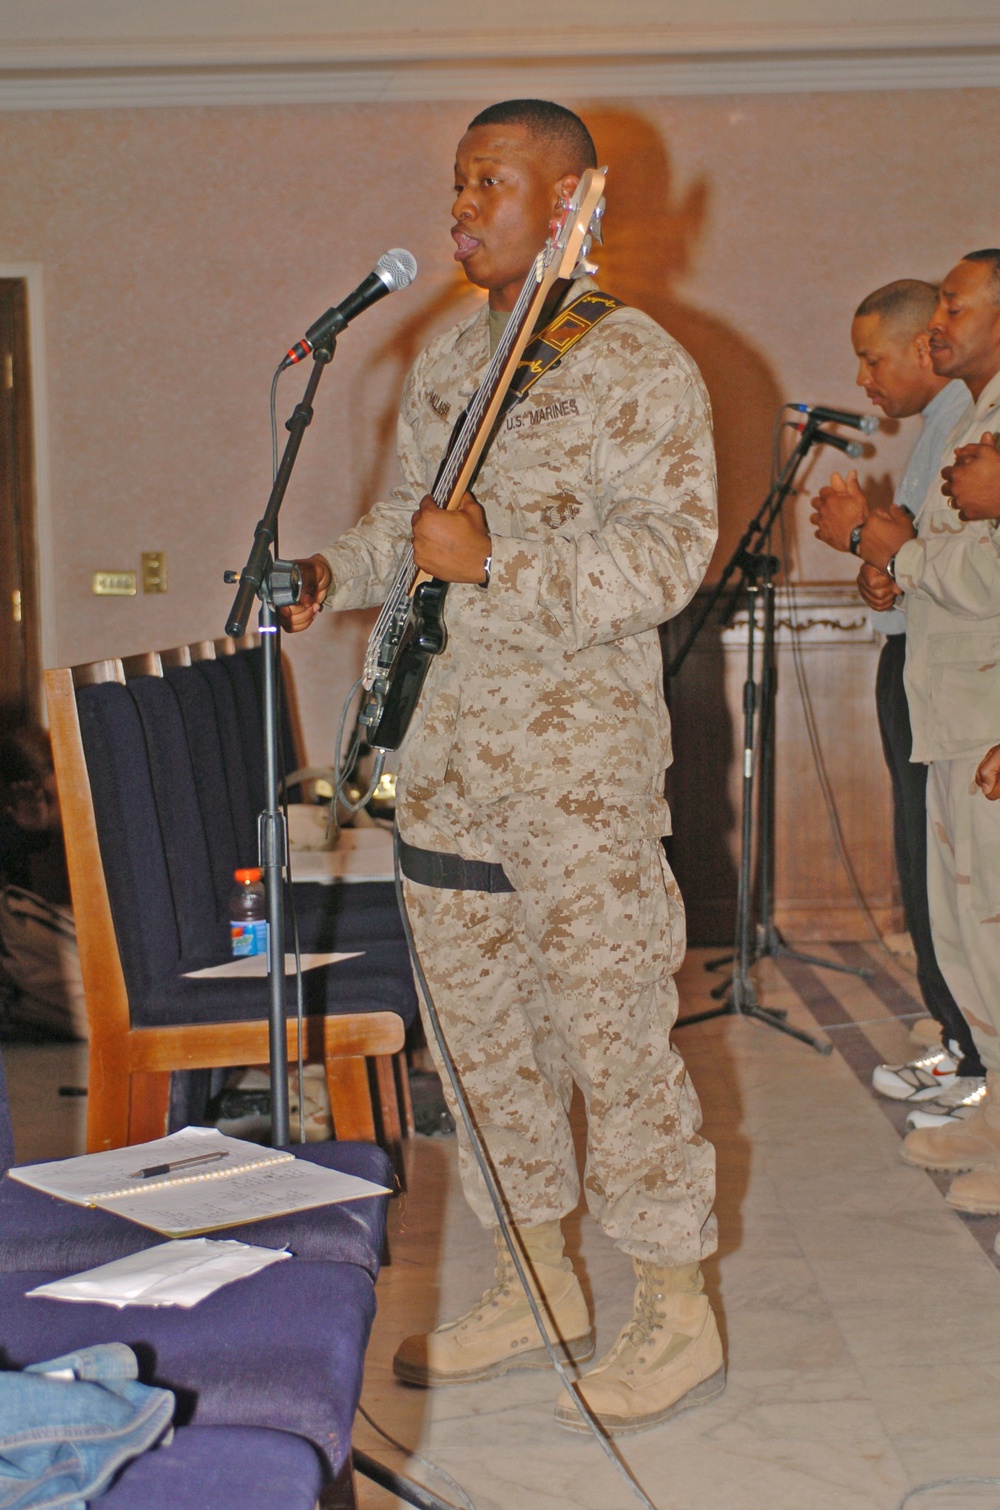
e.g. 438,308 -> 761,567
874,378 -> 970,634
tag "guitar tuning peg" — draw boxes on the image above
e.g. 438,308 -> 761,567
589,197 -> 606,245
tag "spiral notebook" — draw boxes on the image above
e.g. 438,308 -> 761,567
8,1126 -> 390,1238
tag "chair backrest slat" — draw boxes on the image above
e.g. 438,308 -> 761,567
127,676 -> 229,960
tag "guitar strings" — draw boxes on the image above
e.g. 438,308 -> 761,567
362,251 -> 547,690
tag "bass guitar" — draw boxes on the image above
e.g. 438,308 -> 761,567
357,167 -> 608,753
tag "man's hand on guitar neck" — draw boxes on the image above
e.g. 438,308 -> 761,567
278,554 -> 332,632
412,493 -> 492,583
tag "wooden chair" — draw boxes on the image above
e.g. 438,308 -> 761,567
45,659 -> 408,1153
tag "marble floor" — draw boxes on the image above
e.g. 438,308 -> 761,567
6,944 -> 1000,1510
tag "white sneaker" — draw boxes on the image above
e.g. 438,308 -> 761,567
872,1046 -> 960,1102
905,1078 -> 987,1128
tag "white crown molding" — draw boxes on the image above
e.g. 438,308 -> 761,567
3,18 -> 1000,70
0,46 -> 998,110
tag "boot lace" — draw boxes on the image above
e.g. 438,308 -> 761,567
605,1277 -> 663,1365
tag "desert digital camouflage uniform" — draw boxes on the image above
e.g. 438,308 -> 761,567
320,278 -> 719,1265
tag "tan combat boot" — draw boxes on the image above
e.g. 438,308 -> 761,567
393,1220 -> 593,1386
945,1165 -> 1000,1214
554,1259 -> 725,1435
901,1071 -> 1000,1172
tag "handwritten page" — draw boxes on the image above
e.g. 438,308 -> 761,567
9,1127 -> 291,1205
8,1126 -> 391,1238
97,1159 -> 390,1237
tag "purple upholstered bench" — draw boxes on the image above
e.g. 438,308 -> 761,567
99,1425 -> 326,1510
0,1259 -> 375,1481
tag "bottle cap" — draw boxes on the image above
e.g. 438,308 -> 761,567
233,867 -> 263,884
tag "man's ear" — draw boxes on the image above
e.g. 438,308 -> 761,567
913,330 -> 934,369
552,173 -> 580,211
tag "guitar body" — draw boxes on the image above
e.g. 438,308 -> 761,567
362,579 -> 449,751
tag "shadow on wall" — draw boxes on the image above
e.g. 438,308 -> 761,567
588,107 -> 757,941
588,106 -> 784,582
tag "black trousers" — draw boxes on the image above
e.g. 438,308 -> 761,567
875,634 -> 984,1076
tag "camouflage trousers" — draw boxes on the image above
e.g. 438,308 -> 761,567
399,779 -> 718,1267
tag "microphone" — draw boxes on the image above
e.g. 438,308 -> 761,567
280,249 -> 418,369
794,422 -> 863,458
790,403 -> 878,434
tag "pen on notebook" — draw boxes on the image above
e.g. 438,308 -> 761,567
131,1151 -> 230,1180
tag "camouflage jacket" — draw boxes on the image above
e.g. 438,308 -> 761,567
321,280 -> 718,809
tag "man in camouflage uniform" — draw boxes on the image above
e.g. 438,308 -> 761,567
284,99 -> 721,1434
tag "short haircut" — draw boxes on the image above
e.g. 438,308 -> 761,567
854,278 -> 938,335
467,99 -> 597,174
962,249 -> 1000,302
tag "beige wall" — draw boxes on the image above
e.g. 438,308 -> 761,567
2,89 -> 998,763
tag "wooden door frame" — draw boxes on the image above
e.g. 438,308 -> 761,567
0,263 -> 55,719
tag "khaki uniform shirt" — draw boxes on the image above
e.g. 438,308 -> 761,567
321,281 -> 718,813
895,368 -> 1000,763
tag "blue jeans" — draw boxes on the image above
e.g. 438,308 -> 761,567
0,1342 -> 174,1509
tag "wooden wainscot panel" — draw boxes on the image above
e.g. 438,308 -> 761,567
662,582 -> 901,945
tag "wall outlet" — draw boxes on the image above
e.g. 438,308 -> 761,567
141,551 -> 167,593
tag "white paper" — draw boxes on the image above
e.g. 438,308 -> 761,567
289,826 -> 395,884
182,950 -> 360,980
9,1127 -> 294,1205
96,1159 -> 390,1236
28,1238 -> 292,1308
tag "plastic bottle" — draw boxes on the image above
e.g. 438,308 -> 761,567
230,868 -> 268,957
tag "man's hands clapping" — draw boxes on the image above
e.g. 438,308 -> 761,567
809,470 -> 868,552
941,432 -> 1000,522
857,561 -> 901,611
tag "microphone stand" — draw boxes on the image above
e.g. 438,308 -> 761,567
225,342 -> 335,1146
666,418 -> 870,1053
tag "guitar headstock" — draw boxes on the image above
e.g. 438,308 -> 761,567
543,167 -> 607,283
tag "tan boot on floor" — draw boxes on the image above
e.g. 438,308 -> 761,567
946,1165 -> 1000,1214
909,1017 -> 944,1050
553,1259 -> 725,1435
393,1221 -> 593,1387
901,1071 -> 1000,1172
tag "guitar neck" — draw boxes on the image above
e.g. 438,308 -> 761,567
430,268 -> 564,518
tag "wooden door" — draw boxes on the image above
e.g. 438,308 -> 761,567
0,279 -> 41,729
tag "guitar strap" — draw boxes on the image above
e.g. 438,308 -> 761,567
432,289 -> 625,496
505,287 -> 624,407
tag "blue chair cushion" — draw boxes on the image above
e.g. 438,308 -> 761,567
0,1258 -> 375,1476
99,1425 -> 326,1510
0,1140 -> 392,1275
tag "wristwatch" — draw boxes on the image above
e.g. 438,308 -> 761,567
885,555 -> 897,581
477,551 -> 493,590
849,523 -> 864,556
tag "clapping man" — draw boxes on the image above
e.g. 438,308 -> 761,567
809,280 -> 979,1127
